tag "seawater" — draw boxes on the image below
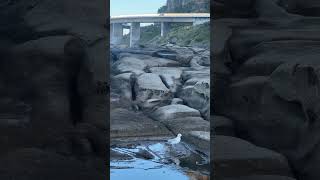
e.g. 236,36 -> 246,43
110,142 -> 209,180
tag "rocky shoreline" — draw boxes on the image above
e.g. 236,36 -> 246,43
110,44 -> 210,156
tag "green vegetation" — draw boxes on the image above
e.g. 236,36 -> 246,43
118,0 -> 210,48
121,24 -> 160,45
158,0 -> 210,13
120,22 -> 209,48
150,22 -> 210,48
158,5 -> 168,13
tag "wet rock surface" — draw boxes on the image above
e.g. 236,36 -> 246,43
110,141 -> 209,180
212,1 -> 320,180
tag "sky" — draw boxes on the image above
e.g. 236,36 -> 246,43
110,0 -> 167,16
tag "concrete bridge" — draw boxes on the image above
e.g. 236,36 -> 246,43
110,13 -> 210,47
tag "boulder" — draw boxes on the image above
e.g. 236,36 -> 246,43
22,0 -> 108,84
236,40 -> 320,78
269,60 -> 320,180
230,28 -> 320,63
152,105 -> 201,121
153,49 -> 177,60
171,98 -> 184,105
184,76 -> 210,86
161,116 -> 209,134
3,36 -> 90,132
184,131 -> 210,156
140,99 -> 163,109
221,175 -> 297,180
149,67 -> 183,93
134,73 -> 172,107
221,76 -> 307,150
0,98 -> 31,128
178,82 -> 210,120
287,0 -> 320,16
110,108 -> 172,139
181,69 -> 210,81
212,115 -> 235,136
224,0 -> 255,18
213,136 -> 293,179
165,45 -> 195,65
190,50 -> 210,69
197,50 -> 210,66
120,53 -> 181,67
0,148 -> 105,180
219,76 -> 268,120
66,123 -> 107,157
112,56 -> 147,75
0,0 -> 108,178
135,148 -> 154,160
218,66 -> 320,180
211,2 -> 320,180
113,53 -> 180,75
110,149 -> 133,161
111,73 -> 134,101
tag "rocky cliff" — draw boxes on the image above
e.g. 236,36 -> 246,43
159,0 -> 210,13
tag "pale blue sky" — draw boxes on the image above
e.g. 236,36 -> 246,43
110,0 -> 167,16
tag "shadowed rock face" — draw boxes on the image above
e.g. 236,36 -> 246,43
213,136 -> 293,179
0,0 -> 107,179
0,148 -> 106,180
212,0 -> 320,180
213,0 -> 320,18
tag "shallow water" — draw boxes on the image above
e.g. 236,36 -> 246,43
111,159 -> 189,180
110,142 -> 209,180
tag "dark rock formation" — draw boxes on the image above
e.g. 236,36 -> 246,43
212,0 -> 320,180
0,148 -> 105,180
213,136 -> 293,179
0,0 -> 107,179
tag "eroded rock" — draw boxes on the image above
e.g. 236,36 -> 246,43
111,108 -> 172,139
152,105 -> 201,121
134,73 -> 172,108
213,136 -> 293,179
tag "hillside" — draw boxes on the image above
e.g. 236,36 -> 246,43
119,23 -> 209,49
158,0 -> 210,13
149,22 -> 210,48
117,0 -> 210,48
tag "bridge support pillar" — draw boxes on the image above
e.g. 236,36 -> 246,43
130,22 -> 140,48
161,22 -> 171,37
111,23 -> 123,45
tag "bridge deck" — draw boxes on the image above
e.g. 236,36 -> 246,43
111,13 -> 210,24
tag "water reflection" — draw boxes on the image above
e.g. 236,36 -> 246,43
110,142 -> 209,180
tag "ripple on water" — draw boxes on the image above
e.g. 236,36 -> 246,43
111,159 -> 189,180
110,142 -> 209,180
